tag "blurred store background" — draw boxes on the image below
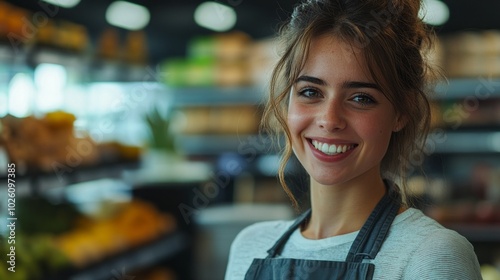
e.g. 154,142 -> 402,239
0,0 -> 499,279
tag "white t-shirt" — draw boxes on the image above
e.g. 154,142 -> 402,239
225,208 -> 482,279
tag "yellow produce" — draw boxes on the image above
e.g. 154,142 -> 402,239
88,220 -> 126,257
56,231 -> 103,267
113,200 -> 176,246
55,199 -> 177,267
43,110 -> 76,128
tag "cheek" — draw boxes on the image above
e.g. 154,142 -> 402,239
356,113 -> 395,142
287,103 -> 312,137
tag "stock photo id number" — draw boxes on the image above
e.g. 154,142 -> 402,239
6,163 -> 16,273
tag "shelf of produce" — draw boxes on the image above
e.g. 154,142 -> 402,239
434,78 -> 500,99
445,224 -> 500,243
50,230 -> 189,280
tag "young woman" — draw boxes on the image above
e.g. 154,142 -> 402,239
226,0 -> 482,279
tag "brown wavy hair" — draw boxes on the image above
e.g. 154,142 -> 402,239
261,0 -> 437,208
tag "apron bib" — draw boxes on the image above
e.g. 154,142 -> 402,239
244,182 -> 401,280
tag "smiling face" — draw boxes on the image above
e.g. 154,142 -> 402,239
287,35 -> 402,187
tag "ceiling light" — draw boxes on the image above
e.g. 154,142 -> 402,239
41,0 -> 81,8
194,1 -> 237,32
106,1 -> 150,30
419,0 -> 450,26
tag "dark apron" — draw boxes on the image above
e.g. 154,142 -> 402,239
244,183 -> 401,280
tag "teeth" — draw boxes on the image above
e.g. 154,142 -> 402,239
328,145 -> 336,154
336,145 -> 342,153
321,143 -> 329,154
312,140 -> 354,155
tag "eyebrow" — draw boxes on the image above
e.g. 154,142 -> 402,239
295,75 -> 381,91
295,75 -> 327,86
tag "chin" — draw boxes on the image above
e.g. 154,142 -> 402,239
310,173 -> 350,187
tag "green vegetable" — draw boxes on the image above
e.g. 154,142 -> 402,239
144,106 -> 176,152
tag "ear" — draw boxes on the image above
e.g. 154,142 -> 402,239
393,114 -> 407,132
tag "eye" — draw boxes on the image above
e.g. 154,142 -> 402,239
298,87 -> 321,98
351,93 -> 377,106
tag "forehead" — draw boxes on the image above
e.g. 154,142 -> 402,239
299,34 -> 373,82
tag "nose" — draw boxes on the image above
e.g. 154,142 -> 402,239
316,100 -> 346,132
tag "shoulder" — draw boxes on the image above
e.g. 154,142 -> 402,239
397,209 -> 482,279
390,208 -> 460,241
225,219 -> 293,279
391,208 -> 477,257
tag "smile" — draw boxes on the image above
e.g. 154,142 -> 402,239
311,140 -> 357,155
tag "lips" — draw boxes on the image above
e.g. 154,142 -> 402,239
310,139 -> 357,156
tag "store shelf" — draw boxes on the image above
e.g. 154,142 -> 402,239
0,44 -> 31,74
0,158 -> 140,181
176,134 -> 276,156
50,230 -> 189,280
166,86 -> 266,107
434,78 -> 500,100
29,47 -> 86,67
445,224 -> 500,243
0,44 -> 13,61
0,159 -> 141,199
431,131 -> 500,154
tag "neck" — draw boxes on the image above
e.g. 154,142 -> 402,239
302,169 -> 386,239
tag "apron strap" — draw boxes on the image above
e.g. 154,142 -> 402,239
345,181 -> 401,262
266,209 -> 312,258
